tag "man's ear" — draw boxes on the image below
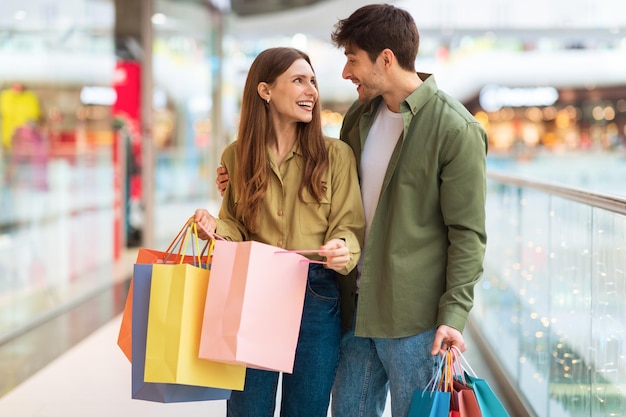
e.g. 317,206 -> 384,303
257,82 -> 270,102
380,49 -> 394,68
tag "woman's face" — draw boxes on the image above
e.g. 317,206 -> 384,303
265,58 -> 318,125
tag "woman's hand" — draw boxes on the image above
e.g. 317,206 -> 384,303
320,239 -> 350,272
193,209 -> 217,240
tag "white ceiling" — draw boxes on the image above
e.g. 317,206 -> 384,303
225,0 -> 626,40
2,0 -> 625,103
223,0 -> 626,103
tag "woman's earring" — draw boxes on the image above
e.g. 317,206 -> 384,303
266,98 -> 270,104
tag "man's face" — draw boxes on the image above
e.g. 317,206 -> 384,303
341,47 -> 385,103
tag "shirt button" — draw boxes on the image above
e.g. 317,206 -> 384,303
278,209 -> 284,216
277,240 -> 284,247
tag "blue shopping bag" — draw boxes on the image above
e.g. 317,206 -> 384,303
408,389 -> 451,417
408,352 -> 452,417
131,263 -> 231,403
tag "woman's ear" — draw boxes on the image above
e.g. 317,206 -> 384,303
257,82 -> 270,103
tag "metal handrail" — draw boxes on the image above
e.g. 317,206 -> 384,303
488,170 -> 626,215
482,169 -> 626,417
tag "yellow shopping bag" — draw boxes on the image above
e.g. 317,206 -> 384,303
118,217 -> 210,362
143,223 -> 246,390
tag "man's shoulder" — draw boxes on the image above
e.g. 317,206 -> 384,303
343,98 -> 376,121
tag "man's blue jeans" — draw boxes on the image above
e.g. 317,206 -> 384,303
227,264 -> 341,417
330,317 -> 437,417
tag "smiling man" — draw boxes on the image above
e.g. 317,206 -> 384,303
329,4 -> 489,417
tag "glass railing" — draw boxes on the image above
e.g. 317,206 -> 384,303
473,171 -> 626,417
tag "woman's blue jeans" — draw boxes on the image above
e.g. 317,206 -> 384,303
227,264 -> 341,417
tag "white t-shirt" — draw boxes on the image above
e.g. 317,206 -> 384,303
358,101 -> 404,283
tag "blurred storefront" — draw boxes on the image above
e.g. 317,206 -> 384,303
466,84 -> 626,158
0,0 -> 225,343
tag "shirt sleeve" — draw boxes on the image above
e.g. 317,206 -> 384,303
325,138 -> 366,275
437,121 -> 488,331
214,143 -> 248,241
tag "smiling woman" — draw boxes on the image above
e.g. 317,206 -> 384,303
193,46 -> 365,417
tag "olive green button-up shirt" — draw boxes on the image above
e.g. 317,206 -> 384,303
338,73 -> 488,338
215,137 -> 365,276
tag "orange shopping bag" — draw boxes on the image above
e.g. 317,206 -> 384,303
117,217 -> 209,361
198,239 -> 309,373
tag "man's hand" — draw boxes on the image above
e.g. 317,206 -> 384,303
320,239 -> 350,272
431,325 -> 467,356
216,166 -> 229,196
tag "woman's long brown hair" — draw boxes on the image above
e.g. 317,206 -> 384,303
235,47 -> 328,232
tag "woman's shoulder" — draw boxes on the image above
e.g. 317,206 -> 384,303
221,141 -> 238,162
323,136 -> 352,155
324,136 -> 356,168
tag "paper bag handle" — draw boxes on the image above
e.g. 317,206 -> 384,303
162,219 -> 212,268
195,220 -> 327,264
275,249 -> 328,265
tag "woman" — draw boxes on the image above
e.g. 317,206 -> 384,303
194,47 -> 364,417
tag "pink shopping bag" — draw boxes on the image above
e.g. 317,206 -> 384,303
198,240 -> 309,373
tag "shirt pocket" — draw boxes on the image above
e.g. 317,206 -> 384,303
298,188 -> 331,236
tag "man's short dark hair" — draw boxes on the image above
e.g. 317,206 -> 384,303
330,4 -> 419,72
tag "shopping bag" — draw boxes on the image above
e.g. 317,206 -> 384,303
408,353 -> 451,417
444,347 -> 482,417
131,263 -> 231,402
143,255 -> 246,389
408,390 -> 451,417
463,374 -> 509,417
451,346 -> 508,417
452,379 -> 483,417
198,239 -> 309,373
118,217 -> 209,361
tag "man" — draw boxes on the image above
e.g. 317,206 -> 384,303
327,4 -> 487,416
216,4 -> 487,416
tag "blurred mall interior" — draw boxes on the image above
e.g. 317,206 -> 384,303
1,0 -> 626,416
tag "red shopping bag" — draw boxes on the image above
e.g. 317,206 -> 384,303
452,379 -> 483,417
198,239 -> 309,373
117,217 -> 209,361
450,346 -> 504,417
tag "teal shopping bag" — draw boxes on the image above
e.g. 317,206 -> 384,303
464,373 -> 510,417
449,345 -> 509,417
